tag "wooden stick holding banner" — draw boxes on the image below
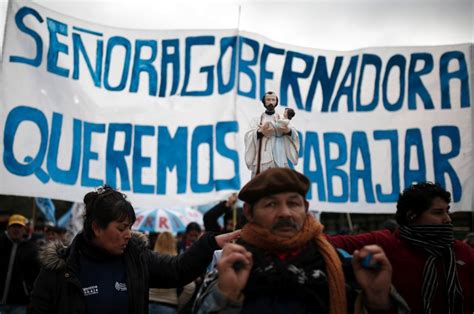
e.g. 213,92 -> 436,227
30,197 -> 37,238
346,212 -> 353,232
232,205 -> 237,231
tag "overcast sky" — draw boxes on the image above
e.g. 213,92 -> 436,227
1,0 -> 472,55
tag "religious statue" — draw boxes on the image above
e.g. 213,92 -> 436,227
244,91 -> 299,177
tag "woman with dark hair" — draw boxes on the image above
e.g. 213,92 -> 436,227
329,182 -> 473,314
30,186 -> 238,314
177,222 -> 202,254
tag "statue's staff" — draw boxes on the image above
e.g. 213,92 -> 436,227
256,133 -> 263,175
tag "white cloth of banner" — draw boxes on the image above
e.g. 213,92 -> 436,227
0,0 -> 472,213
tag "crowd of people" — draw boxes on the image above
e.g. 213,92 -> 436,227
0,167 -> 473,314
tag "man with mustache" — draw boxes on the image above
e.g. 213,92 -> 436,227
244,91 -> 299,177
194,168 -> 408,314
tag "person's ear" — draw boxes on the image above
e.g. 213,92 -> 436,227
243,203 -> 253,222
92,221 -> 102,237
406,210 -> 416,222
304,200 -> 309,213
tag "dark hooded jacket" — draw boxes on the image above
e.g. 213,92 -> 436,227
0,231 -> 39,305
30,232 -> 219,314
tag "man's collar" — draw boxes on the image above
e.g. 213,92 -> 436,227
275,247 -> 303,261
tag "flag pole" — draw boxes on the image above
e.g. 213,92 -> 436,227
30,198 -> 37,238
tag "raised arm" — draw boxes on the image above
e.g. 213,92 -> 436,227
203,201 -> 229,232
147,231 -> 241,288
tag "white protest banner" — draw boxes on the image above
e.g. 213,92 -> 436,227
235,32 -> 473,213
0,0 -> 472,213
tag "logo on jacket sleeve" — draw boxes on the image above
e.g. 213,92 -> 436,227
83,285 -> 99,296
115,282 -> 127,291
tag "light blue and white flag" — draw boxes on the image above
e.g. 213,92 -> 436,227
35,197 -> 56,224
57,207 -> 72,228
64,202 -> 85,244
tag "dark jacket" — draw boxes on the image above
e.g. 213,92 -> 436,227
194,241 -> 360,314
30,232 -> 219,314
241,241 -> 347,313
194,240 -> 409,314
0,231 -> 40,305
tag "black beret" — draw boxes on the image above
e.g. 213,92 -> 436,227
238,168 -> 310,204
